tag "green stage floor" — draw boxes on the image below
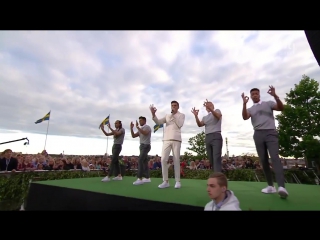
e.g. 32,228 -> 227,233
34,176 -> 320,210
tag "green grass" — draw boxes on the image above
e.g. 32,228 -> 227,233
34,176 -> 320,210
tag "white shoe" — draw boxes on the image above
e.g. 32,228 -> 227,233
278,187 -> 289,199
261,186 -> 276,194
142,178 -> 151,183
112,176 -> 122,181
175,182 -> 181,189
158,181 -> 170,189
133,179 -> 144,185
101,176 -> 110,182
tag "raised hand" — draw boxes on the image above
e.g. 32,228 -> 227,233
100,124 -> 104,130
191,107 -> 199,116
203,99 -> 214,111
107,123 -> 111,129
130,122 -> 134,129
267,85 -> 276,96
203,99 -> 209,108
149,104 -> 157,114
136,120 -> 139,128
241,93 -> 249,104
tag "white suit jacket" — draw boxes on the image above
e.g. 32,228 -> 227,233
153,111 -> 185,142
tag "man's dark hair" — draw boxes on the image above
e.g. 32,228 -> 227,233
139,116 -> 146,121
171,100 -> 179,107
116,120 -> 122,129
250,88 -> 260,93
3,149 -> 12,154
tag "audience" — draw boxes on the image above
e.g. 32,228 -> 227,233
81,159 -> 90,171
0,149 -> 305,173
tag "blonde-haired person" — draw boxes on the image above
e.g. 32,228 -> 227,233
81,159 -> 90,172
187,161 -> 197,170
204,172 -> 241,211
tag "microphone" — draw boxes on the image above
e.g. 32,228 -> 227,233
171,110 -> 173,113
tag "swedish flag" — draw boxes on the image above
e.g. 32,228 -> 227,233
35,111 -> 50,124
154,124 -> 163,133
99,115 -> 110,129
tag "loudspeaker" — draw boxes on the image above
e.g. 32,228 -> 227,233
305,30 -> 320,66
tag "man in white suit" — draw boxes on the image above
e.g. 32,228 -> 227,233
150,100 -> 185,189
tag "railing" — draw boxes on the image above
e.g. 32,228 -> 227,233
291,173 -> 301,184
254,172 -> 260,182
307,169 -> 320,184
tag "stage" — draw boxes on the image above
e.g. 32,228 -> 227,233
25,176 -> 320,210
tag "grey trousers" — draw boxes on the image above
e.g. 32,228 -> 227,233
108,144 -> 122,177
206,132 -> 223,172
253,129 -> 285,187
137,144 -> 151,179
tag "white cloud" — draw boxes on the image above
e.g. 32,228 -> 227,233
0,30 -> 319,157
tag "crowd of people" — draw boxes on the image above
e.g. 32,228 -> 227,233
0,148 -> 294,173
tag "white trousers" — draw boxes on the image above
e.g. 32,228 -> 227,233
161,140 -> 181,182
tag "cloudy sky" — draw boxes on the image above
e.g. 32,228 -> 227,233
0,30 -> 319,157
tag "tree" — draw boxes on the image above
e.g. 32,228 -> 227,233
182,151 -> 194,161
186,131 -> 207,159
276,75 -> 320,166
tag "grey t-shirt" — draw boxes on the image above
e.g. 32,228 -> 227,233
113,128 -> 125,144
202,109 -> 222,134
138,124 -> 151,144
247,101 -> 276,130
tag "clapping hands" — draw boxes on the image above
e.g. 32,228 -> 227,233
130,120 -> 140,128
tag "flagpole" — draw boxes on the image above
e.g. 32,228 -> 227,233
100,115 -> 110,157
106,128 -> 109,155
44,116 -> 50,150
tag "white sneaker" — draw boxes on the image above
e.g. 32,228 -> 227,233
142,178 -> 151,183
133,179 -> 144,185
278,187 -> 289,199
112,176 -> 122,181
175,182 -> 181,189
101,176 -> 110,182
158,181 -> 170,189
261,186 -> 276,194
